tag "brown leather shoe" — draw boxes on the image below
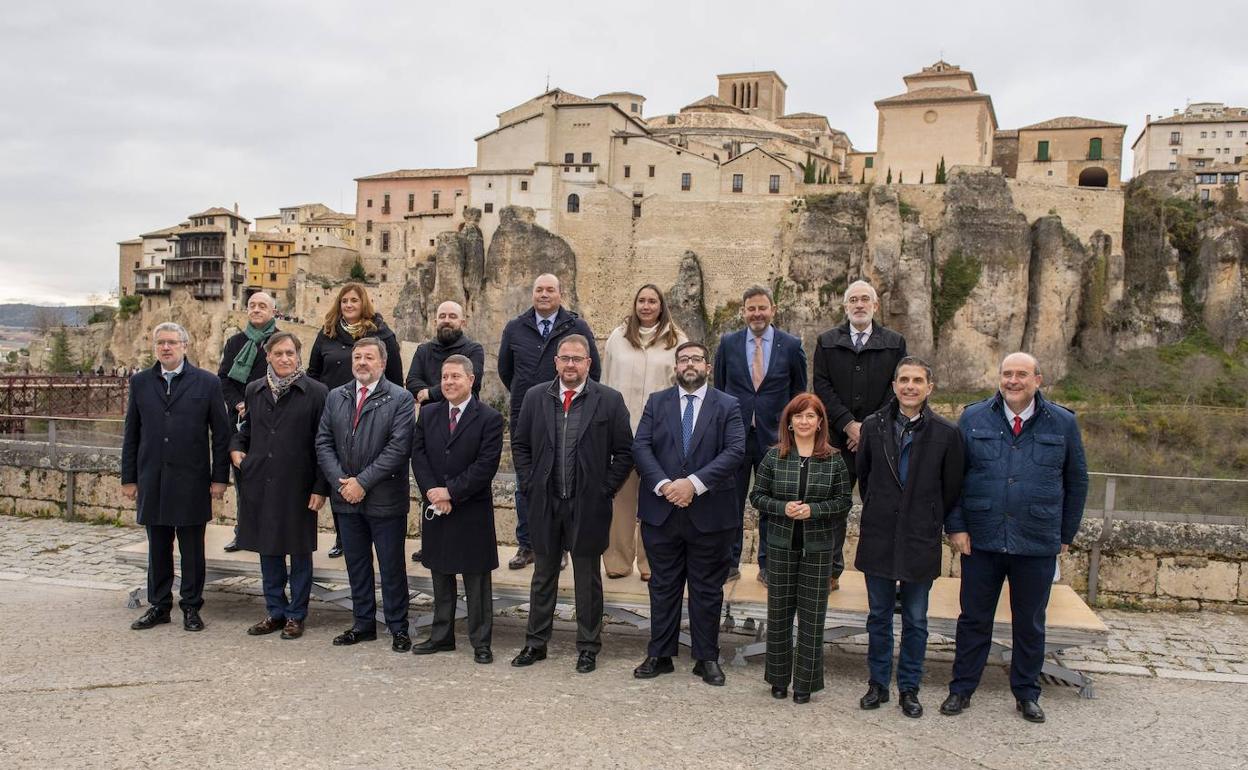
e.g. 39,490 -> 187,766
247,617 -> 284,636
508,547 -> 535,570
280,619 -> 305,640
829,576 -> 840,591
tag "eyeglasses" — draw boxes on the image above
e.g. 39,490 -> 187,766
556,355 -> 588,365
676,355 -> 706,365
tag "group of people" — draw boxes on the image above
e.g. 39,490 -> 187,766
121,273 -> 1087,723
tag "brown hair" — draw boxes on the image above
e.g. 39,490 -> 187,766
623,284 -> 682,350
775,392 -> 836,460
321,283 -> 377,337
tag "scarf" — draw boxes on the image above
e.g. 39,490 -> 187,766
227,319 -> 277,384
340,318 -> 376,340
266,364 -> 305,402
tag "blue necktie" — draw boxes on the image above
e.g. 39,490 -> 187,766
540,319 -> 552,339
162,370 -> 175,395
681,394 -> 696,455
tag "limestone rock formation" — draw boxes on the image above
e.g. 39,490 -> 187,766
1196,214 -> 1248,350
666,251 -> 707,343
1022,216 -> 1092,383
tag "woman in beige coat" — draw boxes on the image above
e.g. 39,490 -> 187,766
602,284 -> 688,580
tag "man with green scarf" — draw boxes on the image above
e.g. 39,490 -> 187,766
218,291 -> 279,552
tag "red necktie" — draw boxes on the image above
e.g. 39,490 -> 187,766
1012,415 -> 1023,436
562,389 -> 575,413
449,405 -> 460,433
353,386 -> 369,428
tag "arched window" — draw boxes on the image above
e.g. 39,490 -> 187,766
567,193 -> 580,213
1078,167 -> 1109,188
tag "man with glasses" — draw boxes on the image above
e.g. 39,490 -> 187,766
123,322 -> 231,632
631,342 -> 745,686
509,335 -> 633,674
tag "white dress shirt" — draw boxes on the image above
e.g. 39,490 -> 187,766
655,382 -> 710,497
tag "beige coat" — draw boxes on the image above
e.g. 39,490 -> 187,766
601,323 -> 688,432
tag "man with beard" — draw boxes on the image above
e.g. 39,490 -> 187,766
405,300 -> 486,563
631,341 -> 745,686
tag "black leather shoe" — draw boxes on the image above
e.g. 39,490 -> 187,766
412,638 -> 456,655
692,660 -> 726,686
940,692 -> 972,716
756,568 -> 768,586
247,617 -> 284,636
223,538 -> 240,553
410,549 -> 422,563
508,548 -> 534,570
793,691 -> 811,704
575,650 -> 597,673
391,632 -> 412,652
771,685 -> 788,699
633,656 -> 675,678
332,627 -> 377,646
900,690 -> 923,718
328,540 -> 344,559
511,646 -> 547,667
474,647 -> 494,664
130,607 -> 170,630
860,681 -> 889,710
182,608 -> 205,632
1017,699 -> 1045,723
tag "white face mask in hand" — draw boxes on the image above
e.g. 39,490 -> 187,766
424,504 -> 449,522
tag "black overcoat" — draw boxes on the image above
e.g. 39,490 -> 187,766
812,321 -> 907,447
120,362 -> 231,527
512,379 -> 634,557
410,398 -> 504,574
230,376 -> 331,555
854,401 -> 966,583
306,315 -> 403,390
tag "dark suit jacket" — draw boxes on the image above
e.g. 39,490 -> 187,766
511,379 -> 633,557
812,321 -> 907,447
410,398 -> 504,575
121,362 -> 231,527
631,386 -> 745,533
712,326 -> 807,450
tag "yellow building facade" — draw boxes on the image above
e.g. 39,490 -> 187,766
247,232 -> 296,292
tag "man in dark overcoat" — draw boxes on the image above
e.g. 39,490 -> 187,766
230,331 -> 329,640
854,356 -> 965,718
509,334 -> 633,674
410,354 -> 504,663
123,322 -> 230,632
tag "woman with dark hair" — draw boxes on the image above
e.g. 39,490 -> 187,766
750,392 -> 852,703
306,282 -> 403,556
601,284 -> 686,580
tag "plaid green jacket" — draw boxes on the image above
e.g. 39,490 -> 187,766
749,447 -> 852,552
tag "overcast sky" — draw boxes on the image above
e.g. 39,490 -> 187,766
1,0 -> 1244,305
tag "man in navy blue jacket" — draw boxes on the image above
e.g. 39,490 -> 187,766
712,285 -> 807,583
940,352 -> 1088,724
498,274 -> 601,569
631,341 -> 745,686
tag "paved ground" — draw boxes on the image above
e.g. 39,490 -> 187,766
2,515 -> 1248,768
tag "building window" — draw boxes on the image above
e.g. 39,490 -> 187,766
624,165 -> 631,178
681,172 -> 691,191
732,174 -> 743,193
408,193 -> 415,212
865,156 -> 874,169
1088,137 -> 1103,161
252,257 -> 259,266
484,203 -> 493,213
1200,131 -> 1208,138
365,238 -> 371,246
1168,162 -> 1177,170
366,198 -> 373,208
1036,140 -> 1050,161
1227,131 -> 1234,138
380,274 -> 387,282
428,240 -> 434,247
630,103 -> 639,113
1201,189 -> 1210,201
366,220 -> 373,232
564,153 -> 574,163
1223,173 -> 1240,184
582,152 -> 592,164
1197,173 -> 1218,184
269,273 -> 277,282
633,203 -> 642,218
381,259 -> 388,268
432,192 -> 440,209
520,180 -> 528,191
769,175 -> 780,194
380,232 -> 390,252
567,194 -> 580,213
648,165 -> 655,178
382,194 -> 390,214
1170,131 -> 1181,144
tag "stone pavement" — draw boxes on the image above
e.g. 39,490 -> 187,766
2,514 -> 1248,686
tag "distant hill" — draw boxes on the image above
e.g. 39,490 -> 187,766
0,304 -> 109,328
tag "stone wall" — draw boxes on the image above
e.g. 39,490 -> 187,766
2,447 -> 1245,610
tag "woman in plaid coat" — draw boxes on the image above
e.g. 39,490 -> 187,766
750,392 -> 853,703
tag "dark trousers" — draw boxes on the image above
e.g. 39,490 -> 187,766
146,523 -> 206,613
429,570 -> 493,650
337,511 -> 410,634
732,430 -> 767,568
949,549 -> 1057,702
513,488 -> 532,550
765,543 -> 833,693
259,553 -> 313,621
525,498 -> 602,653
641,508 -> 734,662
865,574 -> 932,693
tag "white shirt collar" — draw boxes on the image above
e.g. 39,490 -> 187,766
1004,398 -> 1036,424
535,309 -> 558,326
448,394 -> 472,413
355,378 -> 379,397
678,382 -> 709,401
561,380 -> 587,398
849,322 -> 873,340
159,359 -> 185,376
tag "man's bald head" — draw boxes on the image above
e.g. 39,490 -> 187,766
999,352 -> 1043,414
532,273 -> 563,315
435,300 -> 467,344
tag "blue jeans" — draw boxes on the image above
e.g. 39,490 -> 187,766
259,553 -> 313,621
864,574 -> 932,693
